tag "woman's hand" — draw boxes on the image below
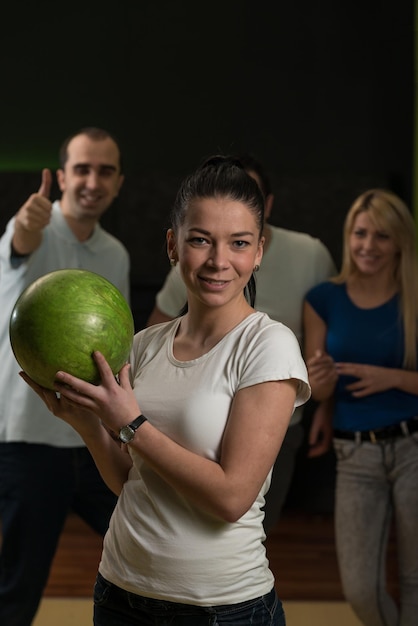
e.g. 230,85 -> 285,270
19,370 -> 101,437
20,353 -> 137,495
306,350 -> 338,400
307,399 -> 334,458
336,362 -> 394,397
52,351 -> 141,433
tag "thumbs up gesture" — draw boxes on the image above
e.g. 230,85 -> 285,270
13,169 -> 54,255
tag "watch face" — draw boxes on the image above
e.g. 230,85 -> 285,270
119,425 -> 134,444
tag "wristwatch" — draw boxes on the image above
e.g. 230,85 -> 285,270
118,415 -> 147,444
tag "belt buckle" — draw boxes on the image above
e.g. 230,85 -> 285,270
369,430 -> 377,443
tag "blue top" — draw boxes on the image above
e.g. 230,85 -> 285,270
305,281 -> 418,431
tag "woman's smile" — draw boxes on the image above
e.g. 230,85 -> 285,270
171,196 -> 263,309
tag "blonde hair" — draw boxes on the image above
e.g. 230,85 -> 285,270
332,188 -> 418,369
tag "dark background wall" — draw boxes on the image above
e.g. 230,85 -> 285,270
1,1 -> 414,325
1,4 -> 414,313
0,2 -> 415,511
1,2 -> 414,184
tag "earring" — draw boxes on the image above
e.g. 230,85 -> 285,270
170,258 -> 177,267
253,264 -> 260,272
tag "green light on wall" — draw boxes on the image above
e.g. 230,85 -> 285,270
0,154 -> 57,171
0,140 -> 58,172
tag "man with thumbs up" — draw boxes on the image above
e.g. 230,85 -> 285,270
0,127 -> 130,626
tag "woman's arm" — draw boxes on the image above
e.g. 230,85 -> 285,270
303,301 -> 338,400
48,353 -> 299,523
335,362 -> 418,397
307,398 -> 335,458
20,371 -> 133,495
131,378 -> 298,522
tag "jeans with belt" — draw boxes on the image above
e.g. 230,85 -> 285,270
333,427 -> 418,626
93,573 -> 285,625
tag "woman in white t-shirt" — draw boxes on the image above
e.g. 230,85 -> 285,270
22,155 -> 310,625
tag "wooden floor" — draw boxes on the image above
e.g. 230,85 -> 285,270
35,599 -> 366,626
43,508 -> 400,602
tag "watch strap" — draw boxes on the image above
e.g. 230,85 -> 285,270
129,414 -> 148,431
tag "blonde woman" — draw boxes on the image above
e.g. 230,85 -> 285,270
303,189 -> 418,626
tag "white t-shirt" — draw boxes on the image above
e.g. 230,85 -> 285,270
99,311 -> 310,605
154,225 -> 336,425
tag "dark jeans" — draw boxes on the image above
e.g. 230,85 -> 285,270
0,442 -> 117,626
94,573 -> 285,625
